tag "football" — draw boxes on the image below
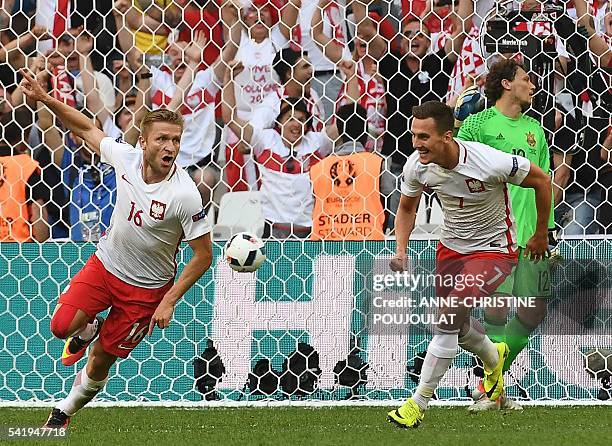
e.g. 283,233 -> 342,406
454,86 -> 486,122
224,232 -> 266,272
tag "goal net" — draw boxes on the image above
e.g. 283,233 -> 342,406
0,0 -> 611,405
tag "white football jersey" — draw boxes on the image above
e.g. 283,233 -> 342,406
96,137 -> 212,288
401,139 -> 531,254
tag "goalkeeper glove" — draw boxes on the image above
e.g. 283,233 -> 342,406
454,85 -> 486,123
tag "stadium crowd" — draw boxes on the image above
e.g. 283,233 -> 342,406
0,0 -> 611,241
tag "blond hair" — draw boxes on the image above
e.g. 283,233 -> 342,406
139,109 -> 184,137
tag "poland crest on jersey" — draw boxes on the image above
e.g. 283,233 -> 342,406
150,200 -> 167,221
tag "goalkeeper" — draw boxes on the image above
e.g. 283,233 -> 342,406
455,58 -> 556,411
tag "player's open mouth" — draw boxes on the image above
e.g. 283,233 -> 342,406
161,155 -> 174,165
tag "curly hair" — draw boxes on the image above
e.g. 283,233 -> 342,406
485,59 -> 525,105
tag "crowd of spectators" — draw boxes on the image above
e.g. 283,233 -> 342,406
0,0 -> 611,241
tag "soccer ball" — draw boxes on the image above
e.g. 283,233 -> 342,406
454,86 -> 486,122
224,232 -> 266,273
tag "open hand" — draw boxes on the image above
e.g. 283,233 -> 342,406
524,232 -> 549,263
185,30 -> 208,64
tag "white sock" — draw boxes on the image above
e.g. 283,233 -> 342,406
74,319 -> 99,341
413,331 -> 458,411
57,368 -> 108,416
458,317 -> 499,371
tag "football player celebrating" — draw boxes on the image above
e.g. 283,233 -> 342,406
20,70 -> 213,429
388,101 -> 551,428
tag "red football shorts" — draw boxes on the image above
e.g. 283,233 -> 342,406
59,254 -> 173,358
435,243 -> 518,301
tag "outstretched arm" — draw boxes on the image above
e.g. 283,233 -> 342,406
351,0 -> 387,60
222,61 -> 255,150
279,0 -> 300,41
311,0 -> 346,63
167,31 -> 208,112
77,32 -> 113,126
575,0 -> 612,68
213,3 -> 242,85
443,0 -> 473,64
20,69 -> 105,156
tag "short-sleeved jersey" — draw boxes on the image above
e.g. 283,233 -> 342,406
457,107 -> 554,247
401,139 -> 530,254
96,137 -> 211,288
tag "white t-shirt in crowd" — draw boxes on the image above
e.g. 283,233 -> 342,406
151,66 -> 220,167
74,71 -> 116,112
102,116 -> 122,140
251,129 -> 333,226
401,139 -> 531,254
225,26 -> 289,150
234,27 -> 288,120
96,137 -> 212,288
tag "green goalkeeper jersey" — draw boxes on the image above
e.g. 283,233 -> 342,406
457,106 -> 554,248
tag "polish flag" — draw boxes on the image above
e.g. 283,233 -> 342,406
35,0 -> 72,52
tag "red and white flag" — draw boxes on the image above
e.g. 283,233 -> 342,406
35,0 -> 72,52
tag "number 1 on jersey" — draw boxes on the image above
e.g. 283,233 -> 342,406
128,201 -> 143,227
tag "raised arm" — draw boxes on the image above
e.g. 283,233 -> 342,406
311,0 -> 346,64
114,0 -> 138,57
167,32 -> 208,112
222,61 -> 255,150
20,69 -> 105,156
575,0 -> 612,68
138,0 -> 181,28
213,3 -> 242,85
0,26 -> 51,68
324,60 -> 360,141
279,0 -> 300,41
443,0 -> 473,64
351,0 -> 387,60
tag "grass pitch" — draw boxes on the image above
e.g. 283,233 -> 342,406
1,406 -> 611,446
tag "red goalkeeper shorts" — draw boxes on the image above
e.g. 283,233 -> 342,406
59,254 -> 173,358
435,243 -> 518,301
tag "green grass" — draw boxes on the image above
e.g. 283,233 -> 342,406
1,406 -> 611,446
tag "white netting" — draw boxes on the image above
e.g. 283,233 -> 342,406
0,0 -> 611,405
